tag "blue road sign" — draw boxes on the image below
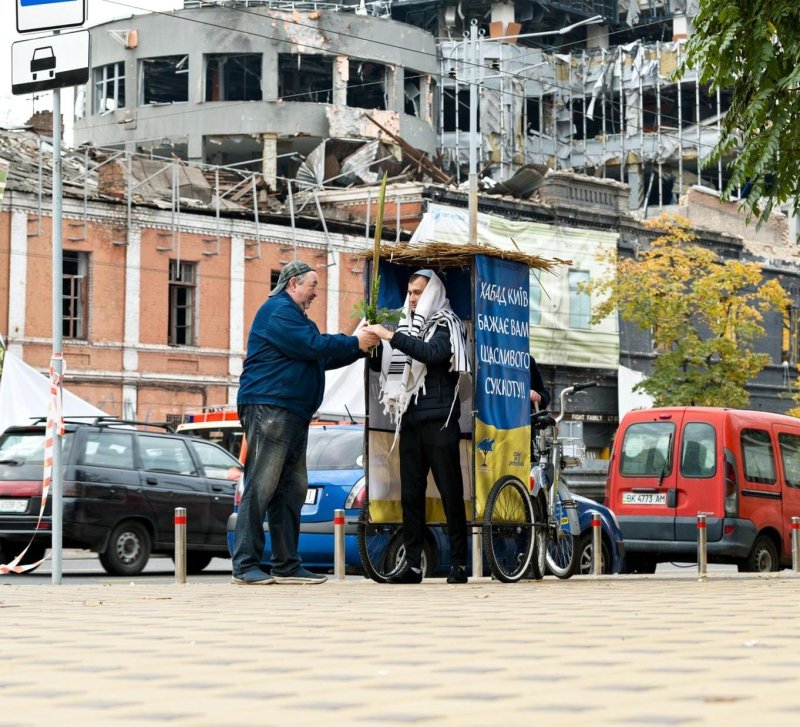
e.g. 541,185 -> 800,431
16,0 -> 86,33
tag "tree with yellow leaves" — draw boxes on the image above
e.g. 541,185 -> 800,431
587,214 -> 789,408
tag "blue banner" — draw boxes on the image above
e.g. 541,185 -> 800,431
473,254 -> 531,515
475,255 -> 531,428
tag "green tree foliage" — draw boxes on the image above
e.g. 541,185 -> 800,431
681,2 -> 800,225
587,214 -> 789,407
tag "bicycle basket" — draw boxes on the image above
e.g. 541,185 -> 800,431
559,420 -> 586,468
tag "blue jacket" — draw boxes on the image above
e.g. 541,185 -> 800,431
238,291 -> 363,420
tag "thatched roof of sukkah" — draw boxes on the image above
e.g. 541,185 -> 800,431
360,239 -> 570,273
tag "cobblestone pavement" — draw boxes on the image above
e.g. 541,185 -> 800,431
1,573 -> 799,726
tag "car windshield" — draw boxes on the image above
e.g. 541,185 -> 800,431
306,427 -> 363,470
0,430 -> 73,469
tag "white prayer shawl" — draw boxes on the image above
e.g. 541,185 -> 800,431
378,272 -> 470,447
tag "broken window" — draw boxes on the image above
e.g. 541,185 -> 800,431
205,54 -> 262,102
63,251 -> 89,340
169,260 -> 196,346
347,60 -> 386,110
571,97 -> 604,140
278,54 -> 333,103
443,88 -> 477,132
141,55 -> 189,105
526,97 -> 541,134
405,70 -> 421,116
94,61 -> 125,114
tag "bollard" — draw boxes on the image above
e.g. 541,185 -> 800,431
591,510 -> 602,576
472,529 -> 483,579
174,507 -> 187,585
334,508 -> 345,580
792,517 -> 800,573
697,513 -> 707,581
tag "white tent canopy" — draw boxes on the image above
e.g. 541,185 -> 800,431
0,347 -> 107,434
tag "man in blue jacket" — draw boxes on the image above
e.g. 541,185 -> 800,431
232,260 -> 377,585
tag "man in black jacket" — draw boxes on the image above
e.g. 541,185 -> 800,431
364,270 -> 470,584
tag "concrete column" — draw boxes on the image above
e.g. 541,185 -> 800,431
228,235 -> 245,407
261,133 -> 278,192
7,211 -> 28,357
123,225 -> 141,373
420,74 -> 432,124
327,249 -> 340,335
334,56 -> 349,108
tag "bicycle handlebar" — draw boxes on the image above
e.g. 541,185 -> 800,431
556,381 -> 598,425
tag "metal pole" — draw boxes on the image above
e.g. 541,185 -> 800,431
51,86 -> 64,585
792,516 -> 800,572
334,508 -> 346,580
697,513 -> 707,581
468,20 -> 479,250
175,507 -> 187,584
591,510 -> 602,576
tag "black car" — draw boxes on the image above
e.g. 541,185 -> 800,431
0,418 -> 241,575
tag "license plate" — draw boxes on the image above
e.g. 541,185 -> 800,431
305,489 -> 318,505
0,499 -> 28,513
623,492 -> 667,506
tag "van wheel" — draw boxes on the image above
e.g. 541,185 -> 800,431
738,535 -> 779,573
100,521 -> 152,576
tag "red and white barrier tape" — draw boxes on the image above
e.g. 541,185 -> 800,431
0,354 -> 64,574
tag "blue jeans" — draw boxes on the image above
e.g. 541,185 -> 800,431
232,404 -> 309,577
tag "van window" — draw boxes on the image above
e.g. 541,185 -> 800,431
778,433 -> 800,487
741,429 -> 776,485
620,422 -> 674,476
680,422 -> 716,478
78,431 -> 135,469
191,440 -> 242,480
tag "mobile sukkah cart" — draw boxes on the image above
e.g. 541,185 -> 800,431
356,239 -> 565,582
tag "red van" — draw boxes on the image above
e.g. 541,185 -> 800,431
606,407 -> 800,573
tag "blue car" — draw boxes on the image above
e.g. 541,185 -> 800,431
227,424 -> 366,571
228,423 -> 624,577
570,493 -> 625,575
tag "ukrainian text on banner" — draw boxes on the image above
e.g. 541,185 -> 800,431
474,254 -> 531,517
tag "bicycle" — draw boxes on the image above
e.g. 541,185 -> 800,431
483,382 -> 597,582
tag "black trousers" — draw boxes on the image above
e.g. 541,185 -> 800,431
399,417 -> 468,568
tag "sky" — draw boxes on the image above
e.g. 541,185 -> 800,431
1,0 -> 182,132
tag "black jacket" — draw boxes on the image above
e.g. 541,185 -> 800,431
371,323 -> 460,425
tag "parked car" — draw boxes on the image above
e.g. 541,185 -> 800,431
229,423 -> 623,577
0,418 -> 241,575
570,493 -> 625,575
607,406 -> 800,573
176,409 -> 243,459
227,423 -> 366,570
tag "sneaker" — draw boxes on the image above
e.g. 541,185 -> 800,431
446,565 -> 468,584
273,567 -> 327,585
386,563 -> 423,584
231,570 -> 275,585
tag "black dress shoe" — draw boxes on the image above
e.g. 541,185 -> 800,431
446,565 -> 468,584
387,563 -> 423,584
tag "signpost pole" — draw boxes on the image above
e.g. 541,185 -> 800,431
51,83 -> 63,585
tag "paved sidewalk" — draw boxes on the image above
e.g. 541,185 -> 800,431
1,573 -> 800,726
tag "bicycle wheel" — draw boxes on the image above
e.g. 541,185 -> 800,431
529,496 -> 547,580
545,492 -> 577,579
357,502 -> 404,583
483,477 -> 534,583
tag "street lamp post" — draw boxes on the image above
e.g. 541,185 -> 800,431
462,13 -> 604,579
